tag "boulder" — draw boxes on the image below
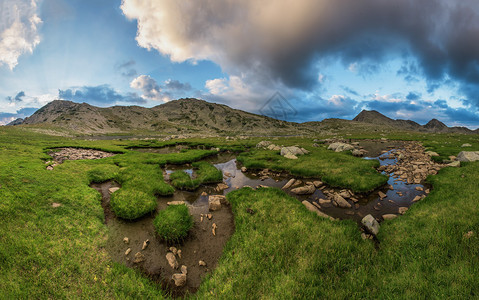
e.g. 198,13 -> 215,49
447,161 -> 460,167
332,194 -> 352,208
166,252 -> 178,269
382,214 -> 397,220
327,142 -> 354,152
280,146 -> 307,157
301,201 -> 331,219
361,214 -> 379,235
457,151 -> 479,162
291,185 -> 316,195
282,178 -> 296,189
461,143 -> 472,147
284,153 -> 298,160
172,273 -> 187,287
208,196 -> 222,211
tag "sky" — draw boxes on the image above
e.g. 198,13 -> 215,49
1,0 -> 479,129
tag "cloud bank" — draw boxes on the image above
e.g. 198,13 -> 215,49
0,0 -> 42,70
121,0 -> 479,107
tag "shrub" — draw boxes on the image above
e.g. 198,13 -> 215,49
110,189 -> 157,220
154,204 -> 193,242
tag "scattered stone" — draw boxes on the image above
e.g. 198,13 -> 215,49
212,223 -> 217,236
318,199 -> 331,205
125,248 -> 131,256
208,196 -> 222,211
199,260 -> 207,266
352,149 -> 363,157
52,203 -> 61,208
302,201 -> 331,219
177,250 -> 182,259
46,166 -> 54,171
464,231 -> 474,238
361,214 -> 379,235
108,187 -> 120,194
415,186 -> 424,191
291,185 -> 316,195
133,252 -> 145,264
332,194 -> 352,208
339,190 -> 351,199
142,239 -> 149,250
166,252 -> 178,269
172,273 -> 187,287
256,141 -> 272,148
461,143 -> 472,147
280,146 -> 308,157
181,265 -> 188,275
425,151 -> 439,157
447,161 -> 460,167
457,151 -> 479,162
398,207 -> 408,215
216,183 -> 229,190
123,237 -> 129,244
282,179 -> 296,189
412,195 -> 422,202
167,201 -> 187,206
284,153 -> 298,160
241,167 -> 247,172
382,214 -> 397,220
378,191 -> 387,199
313,181 -> 323,188
207,214 -> 213,219
201,191 -> 208,196
327,142 -> 354,152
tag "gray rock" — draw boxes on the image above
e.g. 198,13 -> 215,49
280,146 -> 307,157
361,214 -> 379,235
457,151 -> 479,162
282,178 -> 296,189
284,153 -> 298,160
256,141 -> 272,148
291,185 -> 316,195
332,194 -> 352,208
327,142 -> 354,152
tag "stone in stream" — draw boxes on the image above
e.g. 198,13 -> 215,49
415,186 -> 424,191
172,273 -> 187,287
457,151 -> 479,162
313,181 -> 323,188
241,167 -> 247,172
412,195 -> 422,202
339,190 -> 351,199
382,214 -> 397,220
332,194 -> 352,208
398,207 -> 408,215
208,196 -> 223,211
125,248 -> 131,256
301,201 -> 331,219
108,187 -> 120,194
169,247 -> 178,255
166,252 -> 178,269
216,183 -> 229,191
123,237 -> 129,244
256,141 -> 272,148
361,214 -> 379,235
318,199 -> 331,205
378,191 -> 387,199
291,185 -> 316,195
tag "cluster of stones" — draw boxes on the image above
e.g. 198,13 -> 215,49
46,147 -> 116,169
123,237 -> 150,264
377,142 -> 444,184
165,247 -> 190,287
326,140 -> 370,157
256,141 -> 309,160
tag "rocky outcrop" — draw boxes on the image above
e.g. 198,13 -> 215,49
280,146 -> 309,157
48,147 -> 116,164
327,142 -> 354,152
457,151 -> 479,162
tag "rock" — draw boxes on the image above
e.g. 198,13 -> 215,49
361,214 -> 379,235
52,203 -> 61,208
201,191 -> 208,196
361,233 -> 374,240
461,143 -> 472,147
167,201 -> 187,206
241,167 -> 247,172
125,248 -> 131,256
177,250 -> 182,258
169,247 -> 178,255
166,252 -> 178,269
327,142 -> 354,152
181,265 -> 188,275
284,153 -> 298,160
142,239 -> 149,250
212,223 -> 217,236
447,161 -> 460,167
199,260 -> 207,266
256,141 -> 272,148
301,201 -> 331,219
412,195 -> 422,202
108,187 -> 120,194
123,237 -> 129,244
172,273 -> 187,287
313,181 -> 323,188
133,252 -> 145,264
312,143 -> 319,147
398,207 -> 408,215
332,194 -> 352,208
382,214 -> 397,220
280,146 -> 307,157
378,191 -> 387,199
216,183 -> 229,190
457,151 -> 479,162
46,166 -> 54,171
207,214 -> 213,219
425,151 -> 439,157
351,149 -> 363,157
415,186 -> 424,191
208,196 -> 222,211
291,185 -> 316,195
282,178 -> 296,189
318,199 -> 331,205
339,190 -> 351,199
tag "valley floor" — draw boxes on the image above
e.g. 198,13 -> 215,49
0,127 -> 478,298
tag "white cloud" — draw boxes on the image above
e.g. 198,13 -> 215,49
0,0 -> 42,70
130,75 -> 170,102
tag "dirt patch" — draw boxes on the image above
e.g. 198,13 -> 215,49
48,147 -> 116,164
91,182 -> 235,297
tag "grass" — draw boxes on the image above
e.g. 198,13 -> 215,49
154,204 -> 193,243
170,161 -> 223,190
0,126 -> 478,298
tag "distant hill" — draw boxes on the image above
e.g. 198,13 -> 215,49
6,118 -> 24,126
353,110 -> 474,134
12,100 -> 476,135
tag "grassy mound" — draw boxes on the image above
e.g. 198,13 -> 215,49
170,162 -> 222,190
154,204 -> 193,243
110,189 -> 157,220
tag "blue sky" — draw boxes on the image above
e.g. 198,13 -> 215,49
1,0 -> 479,129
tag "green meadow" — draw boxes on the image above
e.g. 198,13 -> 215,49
0,126 -> 478,298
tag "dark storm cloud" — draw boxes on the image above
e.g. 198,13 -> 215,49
123,0 -> 479,106
59,85 -> 146,106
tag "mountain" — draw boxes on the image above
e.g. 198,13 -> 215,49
6,118 -> 24,126
20,99 -> 304,135
353,110 -> 473,133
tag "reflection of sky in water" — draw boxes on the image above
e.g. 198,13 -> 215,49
165,169 -> 194,177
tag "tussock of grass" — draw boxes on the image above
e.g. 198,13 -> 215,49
110,190 -> 157,220
170,170 -> 199,190
170,162 -> 222,190
87,165 -> 120,183
154,204 -> 193,243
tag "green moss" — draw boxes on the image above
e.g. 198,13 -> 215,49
154,204 -> 193,243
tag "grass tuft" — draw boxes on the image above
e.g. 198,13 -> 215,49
154,204 -> 193,243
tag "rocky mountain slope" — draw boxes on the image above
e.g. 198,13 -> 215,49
10,99 -> 476,135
